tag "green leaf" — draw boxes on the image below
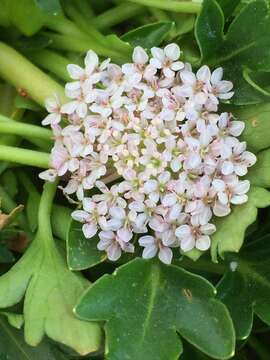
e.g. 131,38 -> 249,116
0,244 -> 15,263
0,237 -> 102,355
195,0 -> 270,104
233,103 -> 270,153
217,234 -> 270,339
76,258 -> 235,360
0,311 -> 24,329
0,0 -> 62,36
246,148 -> 270,188
121,22 -> 174,48
211,186 -> 270,262
0,315 -> 69,359
67,220 -> 106,271
216,0 -> 241,18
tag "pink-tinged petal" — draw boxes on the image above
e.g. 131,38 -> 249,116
168,204 -> 182,221
180,236 -> 195,252
139,235 -> 155,247
76,102 -> 87,118
99,230 -> 114,241
142,245 -> 158,259
196,235 -> 211,251
221,160 -> 234,175
133,46 -> 148,64
163,67 -> 175,79
200,223 -> 216,235
106,218 -> 123,231
150,57 -> 162,69
61,101 -> 78,114
82,223 -> 97,238
107,243 -> 121,261
158,171 -> 171,184
175,224 -> 191,239
67,64 -> 84,79
197,65 -> 211,82
211,67 -> 223,84
42,113 -> 60,126
231,194 -> 248,205
180,71 -> 196,86
97,201 -> 108,215
158,247 -> 173,264
97,237 -> 112,251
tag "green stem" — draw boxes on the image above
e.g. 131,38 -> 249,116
76,0 -> 95,18
37,181 -> 58,243
48,33 -> 128,63
45,15 -> 84,37
128,0 -> 201,13
177,258 -> 226,275
92,3 -> 144,30
150,8 -> 172,22
27,49 -> 70,82
248,336 -> 270,360
0,115 -> 52,141
0,145 -> 49,168
0,42 -> 66,107
63,1 -> 105,43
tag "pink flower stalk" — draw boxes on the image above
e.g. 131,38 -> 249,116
40,43 -> 256,264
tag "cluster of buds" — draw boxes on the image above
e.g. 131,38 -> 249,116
40,43 -> 256,264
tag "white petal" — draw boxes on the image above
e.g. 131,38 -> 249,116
180,71 -> 196,85
200,223 -> 216,235
67,64 -> 84,79
133,46 -> 148,64
175,224 -> 191,239
180,236 -> 195,252
85,50 -> 99,70
234,180 -> 250,195
164,43 -> 180,61
212,179 -> 225,192
82,223 -> 97,238
231,194 -> 248,205
162,193 -> 177,207
197,65 -> 211,82
117,228 -> 132,242
142,245 -> 157,259
221,160 -> 234,175
230,121 -> 245,136
213,202 -> 231,217
139,235 -> 155,247
151,47 -> 165,62
109,206 -> 126,220
196,235 -> 211,251
158,247 -> 173,264
211,67 -> 223,84
107,243 -> 121,261
71,210 -> 88,222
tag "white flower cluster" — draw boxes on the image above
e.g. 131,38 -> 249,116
40,43 -> 256,264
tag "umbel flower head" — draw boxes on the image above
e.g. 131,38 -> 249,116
40,43 -> 256,264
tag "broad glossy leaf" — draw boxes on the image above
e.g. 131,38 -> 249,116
0,315 -> 69,359
67,220 -> 106,271
233,103 -> 270,153
121,22 -> 174,48
76,258 -> 235,360
216,0 -> 241,18
217,235 -> 270,339
195,0 -> 270,104
0,231 -> 102,355
246,148 -> 270,188
211,186 -> 270,262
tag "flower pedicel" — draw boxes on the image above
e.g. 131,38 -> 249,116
40,44 -> 256,264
